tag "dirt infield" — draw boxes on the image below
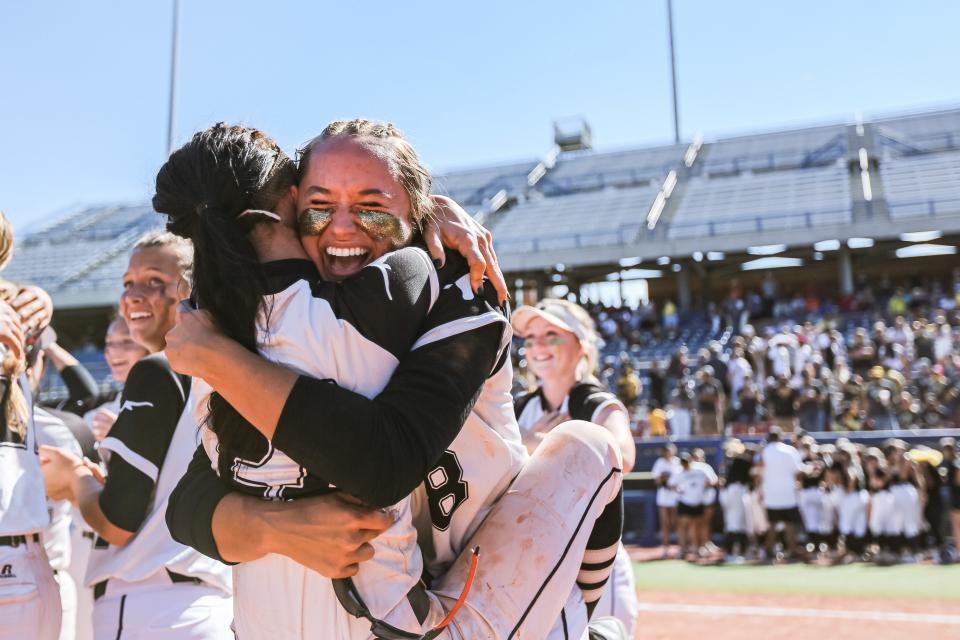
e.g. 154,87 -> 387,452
632,591 -> 960,640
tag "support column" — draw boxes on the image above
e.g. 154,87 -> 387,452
839,246 -> 854,295
677,266 -> 691,311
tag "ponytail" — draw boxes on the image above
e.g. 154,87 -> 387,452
153,123 -> 296,455
192,207 -> 270,453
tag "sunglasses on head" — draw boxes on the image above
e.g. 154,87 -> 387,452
333,547 -> 480,640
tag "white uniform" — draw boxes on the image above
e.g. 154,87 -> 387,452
36,408 -> 82,640
0,378 -> 62,640
837,489 -> 868,537
868,489 -> 896,537
196,253 -> 623,640
890,480 -> 922,538
651,456 -> 681,508
515,384 -> 637,638
89,355 -> 232,640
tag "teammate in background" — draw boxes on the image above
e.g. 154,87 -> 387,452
40,232 -> 233,639
692,448 -> 720,557
719,439 -> 752,562
652,443 -> 681,558
670,452 -> 718,561
41,338 -> 100,416
512,299 -> 638,636
23,326 -> 85,640
757,428 -> 808,561
940,438 -> 960,561
83,316 -> 149,442
160,122 -> 627,639
798,437 -> 826,556
0,209 -> 62,640
835,466 -> 868,562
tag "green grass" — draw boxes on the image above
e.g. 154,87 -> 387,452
633,560 -> 960,600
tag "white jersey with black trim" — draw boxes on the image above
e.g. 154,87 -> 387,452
196,247 -> 442,626
515,381 -> 625,434
409,269 -> 525,578
0,375 -> 48,536
86,358 -> 230,592
35,408 -> 82,571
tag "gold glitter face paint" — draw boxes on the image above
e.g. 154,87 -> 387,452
298,208 -> 333,237
356,210 -> 411,246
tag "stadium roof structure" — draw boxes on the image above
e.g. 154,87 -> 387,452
7,105 -> 960,308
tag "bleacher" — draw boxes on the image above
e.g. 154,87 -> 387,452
699,124 -> 848,175
536,144 -> 685,195
667,163 -> 851,239
879,149 -> 960,220
492,185 -> 656,254
6,104 -> 960,304
874,107 -> 960,155
4,204 -> 160,300
432,160 -> 539,207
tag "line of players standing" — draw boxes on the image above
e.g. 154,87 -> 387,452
652,430 -> 960,564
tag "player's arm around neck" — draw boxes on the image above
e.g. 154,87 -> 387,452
165,304 -> 296,440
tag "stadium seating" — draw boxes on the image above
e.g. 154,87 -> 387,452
432,160 -> 539,207
491,185 -> 656,254
699,124 -> 848,175
667,163 -> 852,239
536,144 -> 686,195
874,107 -> 960,154
879,149 -> 960,220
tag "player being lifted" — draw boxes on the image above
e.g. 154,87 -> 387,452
161,122 -> 628,639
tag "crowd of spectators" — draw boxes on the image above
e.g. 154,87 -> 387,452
571,274 -> 960,435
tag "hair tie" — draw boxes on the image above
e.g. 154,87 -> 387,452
238,209 -> 281,223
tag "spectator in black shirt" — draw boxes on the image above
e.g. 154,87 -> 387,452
767,373 -> 799,432
849,329 -> 876,377
736,375 -> 763,427
695,366 -> 725,436
865,366 -> 898,430
797,369 -> 825,432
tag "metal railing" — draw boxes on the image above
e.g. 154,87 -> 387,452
667,206 -> 852,239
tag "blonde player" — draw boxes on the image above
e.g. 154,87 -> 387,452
0,211 -> 61,640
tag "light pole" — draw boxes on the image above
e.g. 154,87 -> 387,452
165,0 -> 181,156
666,0 -> 680,144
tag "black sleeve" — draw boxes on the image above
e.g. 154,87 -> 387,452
568,382 -> 621,423
166,444 -> 234,564
98,354 -> 186,533
58,363 -> 100,414
272,282 -> 506,508
306,246 -> 436,359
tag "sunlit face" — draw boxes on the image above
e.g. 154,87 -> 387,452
295,137 -> 413,281
119,246 -> 188,352
523,316 -> 583,381
104,317 -> 149,383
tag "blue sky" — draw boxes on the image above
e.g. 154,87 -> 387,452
2,0 -> 958,230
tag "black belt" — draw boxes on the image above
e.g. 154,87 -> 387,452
0,533 -> 39,547
93,570 -> 205,601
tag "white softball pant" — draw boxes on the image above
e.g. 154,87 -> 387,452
92,571 -> 233,639
0,534 -> 61,640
